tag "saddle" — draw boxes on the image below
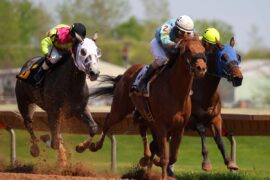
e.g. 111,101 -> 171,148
16,56 -> 44,86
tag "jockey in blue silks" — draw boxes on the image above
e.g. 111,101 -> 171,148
133,15 -> 195,93
201,27 -> 242,85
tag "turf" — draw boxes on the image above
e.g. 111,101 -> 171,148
0,130 -> 270,179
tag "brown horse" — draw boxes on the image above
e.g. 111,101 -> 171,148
134,38 -> 243,176
187,37 -> 242,171
15,38 -> 100,165
76,35 -> 207,179
145,38 -> 243,175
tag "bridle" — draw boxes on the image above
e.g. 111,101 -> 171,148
183,50 -> 207,76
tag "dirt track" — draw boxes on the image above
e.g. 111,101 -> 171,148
0,172 -> 115,180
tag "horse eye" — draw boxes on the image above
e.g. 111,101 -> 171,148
221,54 -> 228,62
85,56 -> 92,63
80,48 -> 87,56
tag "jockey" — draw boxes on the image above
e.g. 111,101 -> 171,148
201,27 -> 220,54
135,15 -> 194,93
33,23 -> 87,85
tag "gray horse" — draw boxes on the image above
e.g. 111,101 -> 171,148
15,38 -> 100,161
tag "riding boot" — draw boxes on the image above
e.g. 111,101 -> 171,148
33,67 -> 47,87
137,65 -> 156,93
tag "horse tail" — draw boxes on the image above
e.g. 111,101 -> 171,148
89,75 -> 123,98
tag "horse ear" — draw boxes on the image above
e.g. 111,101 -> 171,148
230,37 -> 235,47
92,32 -> 98,42
216,38 -> 224,50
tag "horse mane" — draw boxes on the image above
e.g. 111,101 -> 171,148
89,75 -> 122,98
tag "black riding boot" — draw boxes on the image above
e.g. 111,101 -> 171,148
137,65 -> 155,93
33,67 -> 47,87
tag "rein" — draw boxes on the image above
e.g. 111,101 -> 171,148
184,52 -> 207,74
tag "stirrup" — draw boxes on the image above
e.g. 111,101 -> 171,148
130,85 -> 139,92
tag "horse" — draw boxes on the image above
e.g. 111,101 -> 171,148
187,37 -> 242,171
15,37 -> 101,165
76,34 -> 207,179
145,37 -> 243,174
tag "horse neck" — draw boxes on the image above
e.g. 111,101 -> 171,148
192,55 -> 221,105
168,55 -> 193,102
61,57 -> 86,89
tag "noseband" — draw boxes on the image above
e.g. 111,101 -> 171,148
184,52 -> 207,74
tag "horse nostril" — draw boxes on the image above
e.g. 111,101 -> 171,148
90,71 -> 95,77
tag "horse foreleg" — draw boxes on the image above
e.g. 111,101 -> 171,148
88,114 -> 110,152
57,134 -> 67,169
154,127 -> 168,179
138,123 -> 152,167
196,123 -> 212,171
47,110 -> 61,150
226,132 -> 239,171
89,95 -> 134,152
75,107 -> 98,153
212,116 -> 238,170
81,106 -> 98,136
161,135 -> 169,180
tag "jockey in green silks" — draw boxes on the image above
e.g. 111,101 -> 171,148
34,23 -> 87,86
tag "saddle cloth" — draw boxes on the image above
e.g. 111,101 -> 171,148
16,57 -> 44,86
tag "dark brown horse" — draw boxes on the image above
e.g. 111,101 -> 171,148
76,35 -> 207,179
187,37 -> 242,171
15,38 -> 100,164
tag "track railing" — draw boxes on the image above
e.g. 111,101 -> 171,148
0,111 -> 270,170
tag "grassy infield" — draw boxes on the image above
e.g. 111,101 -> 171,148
0,130 -> 270,179
0,106 -> 269,179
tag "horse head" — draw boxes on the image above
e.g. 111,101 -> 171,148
74,38 -> 101,81
216,37 -> 243,87
178,33 -> 207,78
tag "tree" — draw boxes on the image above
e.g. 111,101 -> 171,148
59,0 -> 130,37
195,19 -> 234,44
141,0 -> 170,24
111,17 -> 144,40
243,25 -> 270,59
0,0 -> 52,68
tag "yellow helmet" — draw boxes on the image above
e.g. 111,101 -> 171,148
202,28 -> 220,44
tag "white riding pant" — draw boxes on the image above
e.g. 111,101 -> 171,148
132,39 -> 169,87
42,47 -> 62,70
150,38 -> 169,67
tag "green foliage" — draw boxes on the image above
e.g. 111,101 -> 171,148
111,17 -> 144,41
244,48 -> 270,60
195,19 -> 234,44
59,0 -> 130,37
97,38 -> 152,66
141,0 -> 170,23
0,0 -> 52,68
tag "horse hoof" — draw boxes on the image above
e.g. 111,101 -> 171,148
153,157 -> 161,167
227,161 -> 239,170
89,143 -> 98,152
75,143 -> 86,153
139,157 -> 151,167
30,143 -> 40,157
202,162 -> 212,171
40,134 -> 50,143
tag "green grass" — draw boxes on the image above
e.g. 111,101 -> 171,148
0,130 -> 270,179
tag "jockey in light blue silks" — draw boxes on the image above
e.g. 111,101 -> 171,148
133,15 -> 195,93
